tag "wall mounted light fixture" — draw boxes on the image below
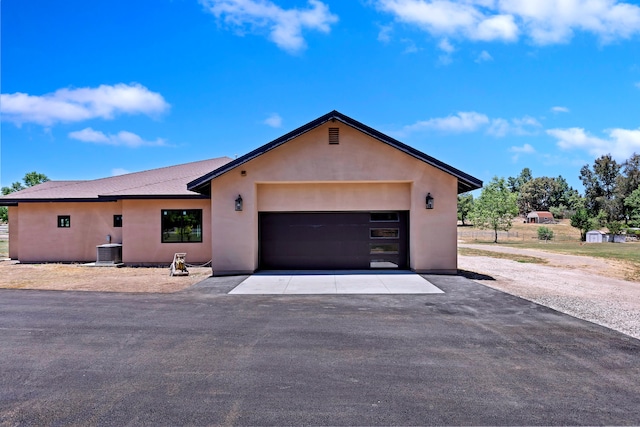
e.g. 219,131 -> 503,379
425,193 -> 434,209
235,195 -> 243,211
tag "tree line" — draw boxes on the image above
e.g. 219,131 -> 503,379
458,153 -> 640,242
0,172 -> 49,222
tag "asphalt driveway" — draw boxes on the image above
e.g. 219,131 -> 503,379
1,275 -> 639,426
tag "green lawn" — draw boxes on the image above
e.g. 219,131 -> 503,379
459,219 -> 640,280
0,240 -> 7,258
463,240 -> 640,281
458,247 -> 548,264
468,240 -> 640,264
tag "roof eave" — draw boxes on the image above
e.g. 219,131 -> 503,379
0,193 -> 210,205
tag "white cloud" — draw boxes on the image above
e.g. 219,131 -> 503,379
374,0 -> 640,45
509,143 -> 536,154
487,115 -> 541,136
551,106 -> 570,113
548,127 -> 640,160
403,111 -> 490,133
263,112 -> 282,127
402,38 -> 421,53
438,38 -> 455,53
499,0 -> 640,44
111,168 -> 131,176
375,0 -> 518,42
69,128 -> 168,148
378,24 -> 393,42
1,83 -> 169,126
199,0 -> 338,53
475,50 -> 493,62
437,38 -> 455,63
509,143 -> 536,162
402,111 -> 541,136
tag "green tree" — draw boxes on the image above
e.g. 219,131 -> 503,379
22,172 -> 50,188
624,187 -> 640,227
579,154 -> 622,222
0,171 -> 49,223
1,182 -> 25,195
507,167 -> 532,194
518,176 -> 556,213
606,221 -> 624,240
618,153 -> 640,223
549,204 -> 568,219
471,177 -> 518,243
457,193 -> 474,226
514,174 -> 576,216
570,208 -> 595,241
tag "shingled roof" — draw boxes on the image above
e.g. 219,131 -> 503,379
0,157 -> 232,205
188,110 -> 483,194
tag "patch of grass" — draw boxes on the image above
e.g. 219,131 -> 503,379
459,219 -> 640,279
458,247 -> 548,264
465,240 -> 640,282
459,219 -> 582,243
0,240 -> 7,258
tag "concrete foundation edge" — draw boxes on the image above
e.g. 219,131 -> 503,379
413,269 -> 457,275
213,270 -> 254,277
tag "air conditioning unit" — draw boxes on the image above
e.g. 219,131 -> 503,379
96,244 -> 123,264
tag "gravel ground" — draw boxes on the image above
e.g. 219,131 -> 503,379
459,246 -> 640,340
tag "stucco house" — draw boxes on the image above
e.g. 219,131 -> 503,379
1,111 -> 482,275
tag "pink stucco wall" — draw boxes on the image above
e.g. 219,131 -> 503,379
12,201 -> 123,262
209,122 -> 458,275
10,199 -> 211,265
121,199 -> 211,265
8,206 -> 19,260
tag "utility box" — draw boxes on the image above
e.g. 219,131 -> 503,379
96,244 -> 123,264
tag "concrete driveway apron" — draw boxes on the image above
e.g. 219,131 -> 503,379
228,270 -> 445,294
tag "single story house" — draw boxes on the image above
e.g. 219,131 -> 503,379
527,211 -> 554,224
1,111 -> 482,275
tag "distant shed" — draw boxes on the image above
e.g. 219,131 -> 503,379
586,230 -> 626,243
527,211 -> 554,224
586,230 -> 606,243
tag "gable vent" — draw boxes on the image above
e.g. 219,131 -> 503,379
328,127 -> 339,144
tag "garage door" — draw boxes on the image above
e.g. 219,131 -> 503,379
259,212 -> 408,270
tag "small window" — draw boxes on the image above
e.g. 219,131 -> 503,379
113,215 -> 123,228
370,212 -> 399,222
370,243 -> 399,254
329,127 -> 339,144
162,209 -> 203,243
370,228 -> 399,239
58,215 -> 70,228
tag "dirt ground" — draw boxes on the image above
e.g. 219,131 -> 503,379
0,261 -> 211,293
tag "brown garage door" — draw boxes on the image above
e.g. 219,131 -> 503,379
259,212 -> 408,270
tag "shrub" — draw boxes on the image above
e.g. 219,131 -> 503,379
537,226 -> 554,242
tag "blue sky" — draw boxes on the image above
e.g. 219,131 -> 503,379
2,0 -> 640,192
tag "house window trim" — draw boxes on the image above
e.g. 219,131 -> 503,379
161,209 -> 203,244
57,215 -> 71,228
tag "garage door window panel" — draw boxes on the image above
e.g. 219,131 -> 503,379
370,228 -> 399,239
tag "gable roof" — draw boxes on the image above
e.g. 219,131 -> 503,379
527,211 -> 554,218
187,110 -> 482,194
0,157 -> 232,205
